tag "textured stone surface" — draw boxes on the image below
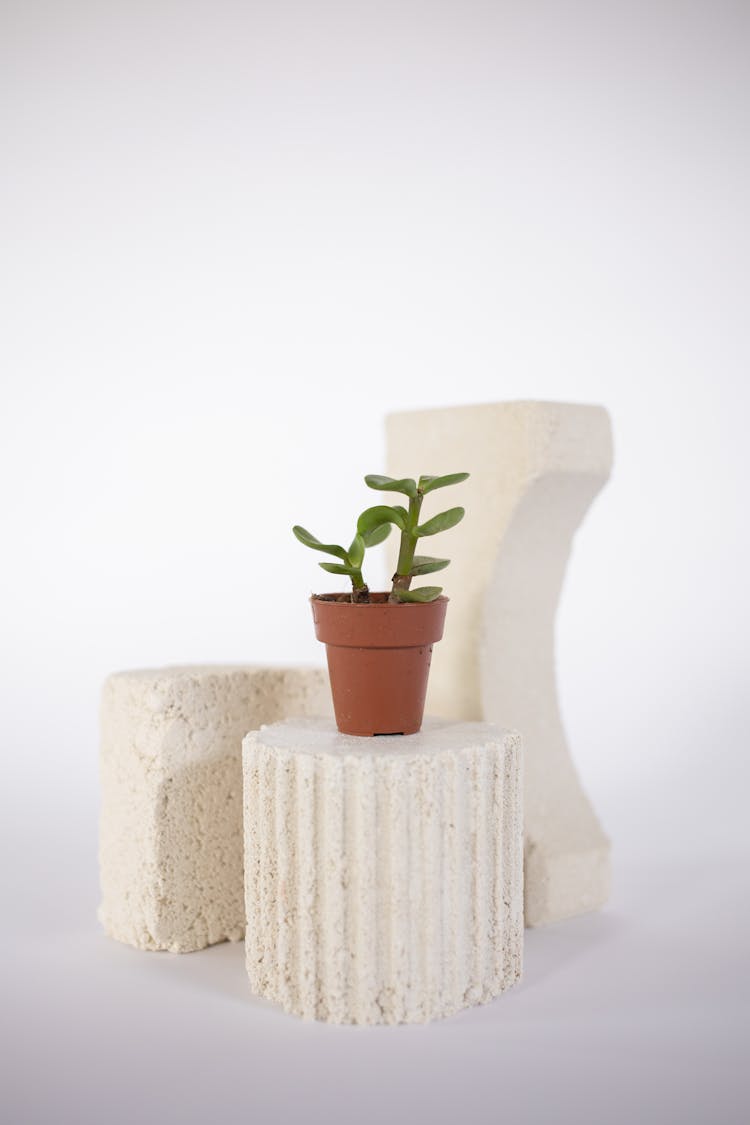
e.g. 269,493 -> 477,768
243,717 -> 523,1024
387,401 -> 612,926
99,665 -> 332,952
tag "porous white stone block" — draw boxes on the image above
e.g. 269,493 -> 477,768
243,717 -> 523,1024
387,401 -> 612,927
99,665 -> 331,952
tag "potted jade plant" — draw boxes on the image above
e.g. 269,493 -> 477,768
293,472 -> 469,736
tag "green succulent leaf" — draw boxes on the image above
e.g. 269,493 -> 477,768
415,507 -> 465,537
409,555 -> 450,576
318,562 -> 359,576
347,533 -> 365,568
292,525 -> 348,560
357,504 -> 408,535
419,472 -> 470,494
392,586 -> 444,603
364,474 -> 418,499
362,522 -> 392,548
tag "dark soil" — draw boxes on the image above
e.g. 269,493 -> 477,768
314,591 -> 395,604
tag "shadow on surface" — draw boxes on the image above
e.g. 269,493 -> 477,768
109,909 -> 629,1023
134,936 -> 274,1011
521,909 -> 628,992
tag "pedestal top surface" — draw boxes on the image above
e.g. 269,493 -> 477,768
106,663 -> 322,683
247,716 -> 518,758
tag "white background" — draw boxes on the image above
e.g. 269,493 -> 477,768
1,2 -> 748,1123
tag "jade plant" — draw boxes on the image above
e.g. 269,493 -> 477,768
293,472 -> 469,603
292,521 -> 392,603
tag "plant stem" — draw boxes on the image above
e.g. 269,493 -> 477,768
351,571 -> 369,603
390,492 -> 423,602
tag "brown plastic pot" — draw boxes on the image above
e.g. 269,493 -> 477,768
311,592 -> 448,736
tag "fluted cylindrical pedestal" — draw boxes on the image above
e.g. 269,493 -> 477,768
242,717 -> 523,1024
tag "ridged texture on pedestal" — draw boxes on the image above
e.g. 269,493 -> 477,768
243,718 -> 523,1024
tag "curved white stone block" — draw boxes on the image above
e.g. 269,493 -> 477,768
387,401 -> 612,926
99,665 -> 331,952
242,717 -> 523,1024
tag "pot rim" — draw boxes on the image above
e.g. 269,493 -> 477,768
310,592 -> 449,607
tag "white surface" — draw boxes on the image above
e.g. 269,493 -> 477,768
4,811 -> 747,1124
2,0 -> 748,1120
